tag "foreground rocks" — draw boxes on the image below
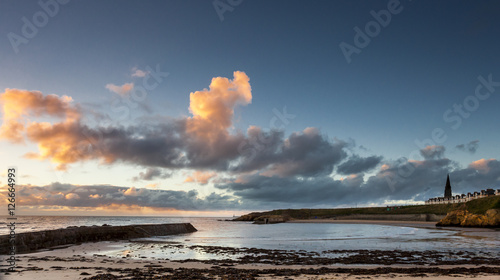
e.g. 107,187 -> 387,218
0,223 -> 197,254
81,266 -> 500,280
3,241 -> 499,279
167,244 -> 499,266
5,253 -> 500,279
437,209 -> 500,227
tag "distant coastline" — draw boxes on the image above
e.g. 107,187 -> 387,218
234,195 -> 500,227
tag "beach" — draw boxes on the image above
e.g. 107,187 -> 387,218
287,219 -> 500,239
2,218 -> 499,279
4,241 -> 499,280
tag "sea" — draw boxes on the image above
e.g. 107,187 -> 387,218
1,216 -> 499,259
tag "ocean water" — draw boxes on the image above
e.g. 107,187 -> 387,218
1,216 -> 499,256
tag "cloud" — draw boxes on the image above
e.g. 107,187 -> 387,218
420,145 -> 445,160
8,182 -> 241,210
131,67 -> 149,78
65,193 -> 80,200
234,127 -> 347,178
456,140 -> 479,154
132,167 -> 171,181
0,88 -> 80,143
105,83 -> 134,96
184,171 -> 217,185
336,155 -> 383,175
468,158 -> 496,174
4,73 -> 497,211
186,70 -> 251,139
1,73 -> 250,170
22,119 -> 117,171
448,158 -> 500,195
2,158 -> 499,212
124,187 -> 144,196
216,154 -> 500,208
259,127 -> 347,177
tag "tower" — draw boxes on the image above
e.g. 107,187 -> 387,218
444,174 -> 452,198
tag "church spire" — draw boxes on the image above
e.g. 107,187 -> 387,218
444,174 -> 452,198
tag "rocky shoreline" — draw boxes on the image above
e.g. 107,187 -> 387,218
160,243 -> 499,266
80,266 -> 500,280
3,244 -> 499,279
437,209 -> 500,227
0,223 -> 197,254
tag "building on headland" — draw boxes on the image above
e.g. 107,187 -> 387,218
425,174 -> 500,205
444,174 -> 452,198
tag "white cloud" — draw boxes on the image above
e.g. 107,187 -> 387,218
132,67 -> 149,78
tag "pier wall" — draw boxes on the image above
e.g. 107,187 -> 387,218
0,223 -> 197,254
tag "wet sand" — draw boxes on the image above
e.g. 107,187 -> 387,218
4,251 -> 500,280
2,239 -> 498,280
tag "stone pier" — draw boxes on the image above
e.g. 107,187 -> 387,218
0,223 -> 197,254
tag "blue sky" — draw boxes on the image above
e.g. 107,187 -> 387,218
0,0 -> 499,215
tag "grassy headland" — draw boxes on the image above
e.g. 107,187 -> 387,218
234,195 -> 500,224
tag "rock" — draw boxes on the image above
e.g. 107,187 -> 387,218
436,210 -> 466,226
232,212 -> 263,221
485,209 -> 500,224
253,215 -> 290,224
437,209 -> 500,227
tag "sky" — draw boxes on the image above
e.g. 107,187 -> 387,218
0,0 -> 499,216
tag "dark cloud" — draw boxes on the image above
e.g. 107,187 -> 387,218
216,157 -> 452,206
420,145 -> 445,160
216,155 -> 500,208
234,127 -> 347,177
372,157 -> 454,201
456,140 -> 479,154
17,183 -> 241,211
449,158 -> 500,193
9,158 -> 500,211
69,122 -> 348,179
132,167 -> 171,181
336,155 -> 383,175
217,175 -> 351,205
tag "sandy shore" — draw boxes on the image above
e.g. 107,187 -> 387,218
1,238 -> 498,280
288,219 -> 440,227
4,250 -> 499,280
287,219 -> 500,239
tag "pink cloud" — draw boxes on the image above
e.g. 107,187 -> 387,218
105,82 -> 134,96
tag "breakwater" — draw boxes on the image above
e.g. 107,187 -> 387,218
0,223 -> 197,254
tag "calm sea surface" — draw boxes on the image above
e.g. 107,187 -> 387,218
1,216 -> 499,256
